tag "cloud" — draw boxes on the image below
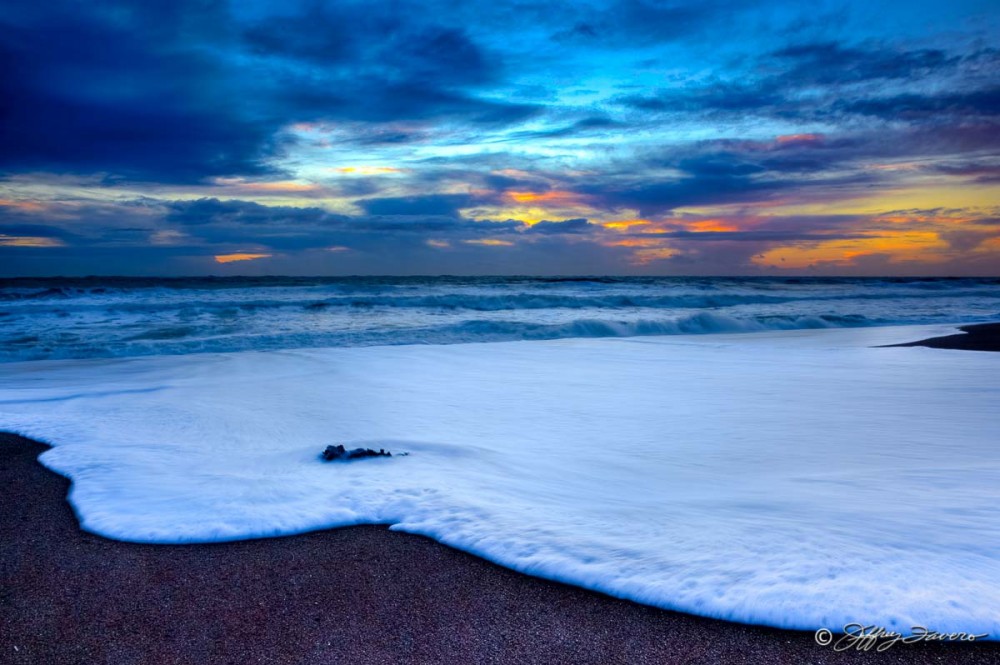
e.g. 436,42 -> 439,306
3,193 -> 999,276
770,42 -> 958,85
357,194 -> 480,217
0,0 -> 539,183
575,173 -> 791,216
552,0 -> 718,45
528,218 -> 595,234
1,2 -> 998,277
837,87 -> 1000,119
0,2 -> 284,182
615,41 -> 996,125
214,252 -> 273,264
164,198 -> 333,227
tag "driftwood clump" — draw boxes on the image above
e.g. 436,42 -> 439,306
321,444 -> 393,461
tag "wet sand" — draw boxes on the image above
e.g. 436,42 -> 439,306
884,322 -> 1000,352
1,431 -> 996,664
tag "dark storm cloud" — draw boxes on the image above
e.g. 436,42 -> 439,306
554,0 -> 717,44
499,116 -> 623,142
573,172 -> 793,216
357,194 -> 482,218
0,223 -> 77,242
932,163 -> 1000,182
619,84 -> 784,114
676,155 -> 767,177
837,87 -> 1000,119
527,218 -> 595,234
770,42 -> 958,85
0,1 -> 277,183
0,0 -> 538,183
617,41 -> 994,123
588,119 -> 1000,207
156,198 -> 528,250
165,199 -> 335,226
245,7 -> 494,87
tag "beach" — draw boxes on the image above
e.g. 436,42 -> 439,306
3,431 -> 997,664
2,278 -> 999,662
5,0 -> 1000,657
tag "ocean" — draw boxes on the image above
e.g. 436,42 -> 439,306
2,276 -> 999,361
1,277 -> 998,636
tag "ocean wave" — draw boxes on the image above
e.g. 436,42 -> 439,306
2,275 -> 999,303
0,312 -> 890,362
443,312 -> 873,340
5,329 -> 998,635
1,276 -> 997,362
3,288 -> 999,316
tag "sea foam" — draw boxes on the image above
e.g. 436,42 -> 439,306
1,324 -> 998,636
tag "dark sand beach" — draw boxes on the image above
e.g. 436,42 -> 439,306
884,322 -> 1000,352
2,432 -> 997,664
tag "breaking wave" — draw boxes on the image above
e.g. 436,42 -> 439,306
0,276 -> 997,361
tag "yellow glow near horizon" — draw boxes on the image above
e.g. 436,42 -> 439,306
212,178 -> 324,194
753,232 -> 950,269
332,166 -> 404,175
738,184 -> 999,219
464,238 -> 514,246
602,219 -> 650,230
684,219 -> 741,232
213,252 -> 272,264
507,190 -> 581,204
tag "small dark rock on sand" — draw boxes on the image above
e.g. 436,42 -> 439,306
322,444 -> 393,461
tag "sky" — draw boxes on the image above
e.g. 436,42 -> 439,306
1,0 -> 998,276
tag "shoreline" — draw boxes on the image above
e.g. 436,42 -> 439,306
2,432 -> 996,663
882,322 -> 1000,352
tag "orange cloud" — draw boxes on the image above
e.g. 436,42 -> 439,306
463,239 -> 514,246
684,219 -> 740,232
607,237 -> 680,265
752,232 -> 949,269
775,133 -> 823,145
212,178 -> 324,194
0,234 -> 64,247
607,238 -> 666,248
873,212 -> 973,225
631,248 -> 679,264
214,252 -> 272,264
602,219 -> 651,231
507,190 -> 581,205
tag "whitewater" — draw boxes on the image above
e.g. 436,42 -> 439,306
2,276 -> 999,361
1,321 -> 998,636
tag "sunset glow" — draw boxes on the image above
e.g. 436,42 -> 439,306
214,253 -> 273,264
0,0 -> 996,276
